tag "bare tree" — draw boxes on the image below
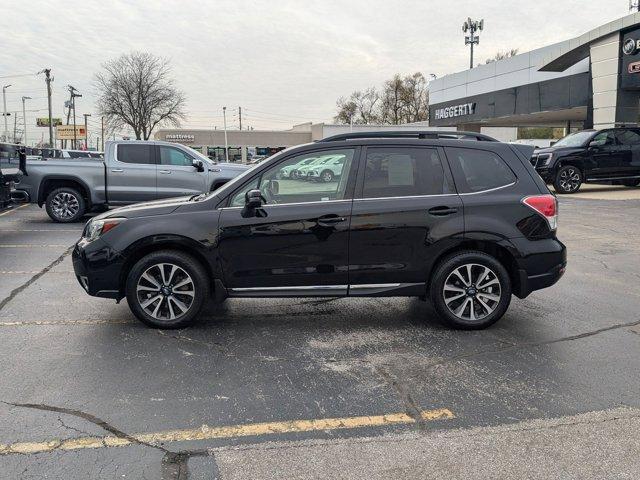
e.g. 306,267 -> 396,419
399,73 -> 429,123
485,48 -> 519,64
95,52 -> 186,140
335,88 -> 380,124
380,74 -> 404,125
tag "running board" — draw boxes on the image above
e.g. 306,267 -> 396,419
586,175 -> 640,182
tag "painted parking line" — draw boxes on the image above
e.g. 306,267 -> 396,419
0,271 -> 74,274
0,319 -> 132,327
0,408 -> 455,456
0,229 -> 81,232
0,204 -> 29,217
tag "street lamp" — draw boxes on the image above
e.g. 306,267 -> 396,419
83,113 -> 91,150
2,84 -> 11,142
462,18 -> 484,69
22,96 -> 31,146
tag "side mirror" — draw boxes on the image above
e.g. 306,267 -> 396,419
193,159 -> 205,172
267,179 -> 279,195
588,141 -> 601,149
241,190 -> 265,218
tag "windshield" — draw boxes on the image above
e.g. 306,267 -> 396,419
553,131 -> 594,148
183,145 -> 215,164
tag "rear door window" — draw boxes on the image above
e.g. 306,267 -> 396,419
615,129 -> 640,146
446,148 -> 516,193
117,144 -> 155,164
362,147 -> 452,198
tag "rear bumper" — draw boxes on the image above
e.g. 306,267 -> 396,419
72,238 -> 125,300
507,237 -> 567,298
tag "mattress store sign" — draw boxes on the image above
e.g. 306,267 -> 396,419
166,134 -> 195,143
434,102 -> 476,120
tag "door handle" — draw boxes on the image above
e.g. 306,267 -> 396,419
428,206 -> 458,216
317,215 -> 347,226
159,170 -> 172,174
110,168 -> 124,173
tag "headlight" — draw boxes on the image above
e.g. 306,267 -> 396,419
84,218 -> 125,242
537,153 -> 553,167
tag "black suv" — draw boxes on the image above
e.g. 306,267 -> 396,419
73,131 -> 566,330
532,128 -> 640,194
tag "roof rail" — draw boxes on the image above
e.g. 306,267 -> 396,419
318,130 -> 498,143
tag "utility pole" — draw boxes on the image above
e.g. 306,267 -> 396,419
238,106 -> 242,130
83,114 -> 91,150
21,96 -> 31,146
223,106 -> 229,162
2,84 -> 11,142
462,18 -> 484,69
67,85 -> 82,149
13,113 -> 17,143
39,69 -> 54,146
101,116 -> 105,151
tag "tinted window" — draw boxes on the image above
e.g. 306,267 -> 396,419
592,131 -> 617,147
159,146 -> 194,166
117,144 -> 155,164
362,147 -> 451,198
447,148 -> 516,193
229,149 -> 355,207
615,130 -> 640,146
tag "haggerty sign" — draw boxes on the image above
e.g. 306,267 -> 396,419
434,103 -> 476,120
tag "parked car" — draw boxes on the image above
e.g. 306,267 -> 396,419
295,155 -> 341,180
14,140 -> 249,222
73,130 -> 566,330
279,156 -> 318,178
306,154 -> 347,182
531,128 -> 640,193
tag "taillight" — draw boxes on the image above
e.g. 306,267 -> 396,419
522,194 -> 557,230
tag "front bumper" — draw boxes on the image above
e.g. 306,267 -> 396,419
72,237 -> 126,299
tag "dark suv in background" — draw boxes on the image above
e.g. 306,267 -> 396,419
73,131 -> 566,330
531,128 -> 640,193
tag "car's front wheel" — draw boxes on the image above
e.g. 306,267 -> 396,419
621,178 -> 640,187
553,165 -> 582,194
430,251 -> 512,330
125,250 -> 209,329
320,170 -> 334,182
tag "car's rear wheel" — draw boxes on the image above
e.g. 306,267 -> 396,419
320,170 -> 334,182
621,178 -> 640,187
430,251 -> 512,330
553,166 -> 582,194
45,187 -> 86,223
125,250 -> 209,329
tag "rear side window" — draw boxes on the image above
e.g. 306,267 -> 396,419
615,130 -> 640,146
362,147 -> 452,198
446,148 -> 516,193
117,144 -> 155,164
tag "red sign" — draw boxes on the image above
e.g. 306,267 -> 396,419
628,61 -> 640,74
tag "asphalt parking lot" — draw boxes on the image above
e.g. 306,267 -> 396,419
0,184 -> 639,479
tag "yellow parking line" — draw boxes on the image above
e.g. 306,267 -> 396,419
0,408 -> 454,456
0,204 -> 29,217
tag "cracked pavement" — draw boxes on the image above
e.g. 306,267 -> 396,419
0,192 -> 639,479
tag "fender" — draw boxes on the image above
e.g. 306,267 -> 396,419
37,174 -> 96,207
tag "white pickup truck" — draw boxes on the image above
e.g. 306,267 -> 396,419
12,140 -> 249,222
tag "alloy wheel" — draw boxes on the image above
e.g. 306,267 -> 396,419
322,171 -> 333,182
443,263 -> 502,322
51,192 -> 80,219
559,168 -> 580,192
136,263 -> 195,321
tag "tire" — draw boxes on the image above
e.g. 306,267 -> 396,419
125,250 -> 210,329
45,187 -> 86,223
553,165 -> 582,194
621,179 -> 640,187
429,251 -> 512,330
320,170 -> 334,183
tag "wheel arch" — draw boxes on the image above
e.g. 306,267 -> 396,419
118,235 -> 217,296
39,176 -> 92,208
427,239 -> 521,297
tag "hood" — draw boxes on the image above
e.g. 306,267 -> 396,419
99,196 -> 193,220
534,145 -> 584,156
214,162 -> 251,171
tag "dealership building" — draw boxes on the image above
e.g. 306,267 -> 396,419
429,11 -> 640,141
155,123 -> 453,162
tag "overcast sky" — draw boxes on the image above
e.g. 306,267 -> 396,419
0,0 -> 633,140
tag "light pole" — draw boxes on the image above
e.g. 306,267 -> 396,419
21,96 -> 31,146
462,18 -> 484,69
83,113 -> 91,150
2,84 -> 11,142
222,106 -> 229,162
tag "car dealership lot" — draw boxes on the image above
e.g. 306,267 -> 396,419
0,189 -> 639,479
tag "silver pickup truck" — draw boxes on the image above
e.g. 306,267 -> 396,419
13,140 -> 250,222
